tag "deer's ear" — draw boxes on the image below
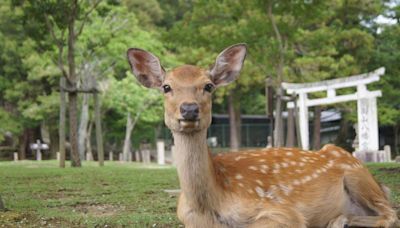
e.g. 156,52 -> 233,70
127,48 -> 166,88
209,43 -> 247,87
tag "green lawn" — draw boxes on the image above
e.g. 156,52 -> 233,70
0,161 -> 399,227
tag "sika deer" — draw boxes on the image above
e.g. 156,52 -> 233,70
127,44 -> 398,227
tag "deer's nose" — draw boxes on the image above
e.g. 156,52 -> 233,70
180,103 -> 199,121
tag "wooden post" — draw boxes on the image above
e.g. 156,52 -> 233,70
59,77 -> 66,168
286,108 -> 295,147
94,92 -> 104,166
13,152 -> 18,162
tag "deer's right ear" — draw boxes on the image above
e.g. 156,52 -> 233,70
127,48 -> 166,88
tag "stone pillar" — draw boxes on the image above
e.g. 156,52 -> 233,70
298,93 -> 309,150
157,140 -> 165,165
128,152 -> 133,162
56,152 -> 60,161
109,151 -> 113,161
13,153 -> 18,162
384,145 -> 391,162
135,150 -> 141,162
86,153 -> 93,161
357,85 -> 379,152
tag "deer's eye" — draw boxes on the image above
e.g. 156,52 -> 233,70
204,83 -> 214,93
162,84 -> 172,93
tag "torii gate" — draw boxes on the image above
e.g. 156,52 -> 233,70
282,67 -> 384,151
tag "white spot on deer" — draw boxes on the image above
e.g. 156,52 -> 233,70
260,165 -> 268,169
249,166 -> 258,171
300,157 -> 308,162
281,162 -> 289,168
320,154 -> 326,158
260,169 -> 267,174
272,169 -> 280,174
274,164 -> 281,169
238,182 -> 244,187
250,153 -> 261,157
290,161 -> 297,166
235,156 -> 244,161
295,169 -> 302,174
259,159 -> 266,162
312,173 -> 319,179
302,176 -> 312,184
321,168 -> 327,172
299,162 -> 305,167
256,179 -> 264,186
255,186 -> 265,198
235,174 -> 243,180
316,169 -> 322,174
293,180 -> 301,185
286,152 -> 293,156
279,184 -> 293,195
247,189 -> 254,194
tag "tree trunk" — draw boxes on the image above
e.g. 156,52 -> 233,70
59,77 -> 66,167
394,124 -> 399,157
78,93 -> 90,160
268,2 -> 286,148
228,93 -> 241,151
49,127 -> 59,159
18,129 -> 28,160
274,88 -> 284,147
86,121 -> 93,160
67,0 -> 81,167
312,106 -> 321,150
123,112 -> 134,161
94,92 -> 104,166
286,108 -> 295,147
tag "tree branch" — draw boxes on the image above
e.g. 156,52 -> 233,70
44,14 -> 68,79
75,0 -> 102,38
267,0 -> 285,82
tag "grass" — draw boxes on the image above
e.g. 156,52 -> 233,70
0,161 -> 399,227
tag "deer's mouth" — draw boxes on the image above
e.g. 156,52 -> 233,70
178,119 -> 200,129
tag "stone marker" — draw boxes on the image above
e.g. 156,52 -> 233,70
157,140 -> 165,165
128,152 -> 133,162
384,145 -> 391,162
86,153 -> 93,161
395,156 -> 400,163
109,151 -> 113,161
13,152 -> 18,162
135,150 -> 141,162
56,152 -> 60,161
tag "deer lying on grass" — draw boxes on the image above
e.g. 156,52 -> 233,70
127,44 -> 398,228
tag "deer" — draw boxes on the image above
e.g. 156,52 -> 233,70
127,44 -> 398,228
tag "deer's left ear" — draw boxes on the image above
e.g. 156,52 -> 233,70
127,48 -> 166,88
209,43 -> 247,87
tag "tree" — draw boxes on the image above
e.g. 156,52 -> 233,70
14,0 -> 103,167
104,76 -> 162,161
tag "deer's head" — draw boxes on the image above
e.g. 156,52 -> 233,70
127,44 -> 247,133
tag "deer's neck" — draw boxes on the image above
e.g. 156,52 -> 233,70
173,130 -> 222,211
